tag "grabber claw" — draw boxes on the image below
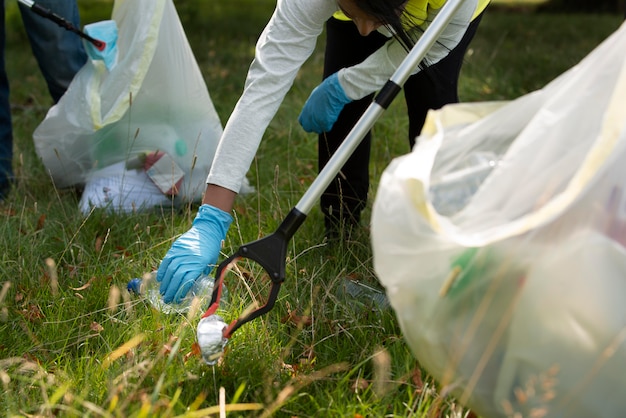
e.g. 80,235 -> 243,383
200,208 -> 307,339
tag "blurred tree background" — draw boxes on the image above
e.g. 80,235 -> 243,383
538,0 -> 625,13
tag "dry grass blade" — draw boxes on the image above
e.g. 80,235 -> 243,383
259,362 -> 350,418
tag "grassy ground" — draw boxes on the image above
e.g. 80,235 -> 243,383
0,1 -> 623,417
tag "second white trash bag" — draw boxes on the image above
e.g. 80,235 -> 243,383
371,22 -> 626,418
33,0 -> 223,213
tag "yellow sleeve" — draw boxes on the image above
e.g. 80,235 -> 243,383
474,0 -> 490,20
333,10 -> 350,21
404,0 -> 489,26
334,0 -> 489,27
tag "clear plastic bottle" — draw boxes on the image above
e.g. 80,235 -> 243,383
336,277 -> 390,310
127,272 -> 227,314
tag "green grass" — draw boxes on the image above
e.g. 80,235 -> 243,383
1,1 -> 623,416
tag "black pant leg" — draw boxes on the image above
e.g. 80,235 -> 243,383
404,13 -> 484,147
318,18 -> 387,229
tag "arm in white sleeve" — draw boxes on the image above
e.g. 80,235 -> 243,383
206,0 -> 337,193
339,0 -> 478,100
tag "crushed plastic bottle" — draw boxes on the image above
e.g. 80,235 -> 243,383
127,272 -> 227,314
430,151 -> 501,216
196,314 -> 229,365
336,277 -> 390,310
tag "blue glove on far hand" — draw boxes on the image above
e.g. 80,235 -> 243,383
298,72 -> 352,134
156,204 -> 233,303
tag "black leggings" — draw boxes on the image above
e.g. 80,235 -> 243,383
319,14 -> 483,227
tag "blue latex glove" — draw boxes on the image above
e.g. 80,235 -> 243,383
298,73 -> 352,133
156,204 -> 233,303
83,20 -> 118,71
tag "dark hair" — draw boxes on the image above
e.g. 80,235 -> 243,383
353,0 -> 419,51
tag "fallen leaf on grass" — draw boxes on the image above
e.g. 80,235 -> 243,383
160,335 -> 180,357
351,378 -> 369,393
70,277 -> 95,291
114,246 -> 132,258
22,352 -> 42,366
411,367 -> 424,393
20,304 -> 44,322
281,303 -> 312,327
36,214 -> 46,231
90,322 -> 104,333
184,342 -> 202,363
281,310 -> 312,327
281,362 -> 295,376
95,236 -> 104,253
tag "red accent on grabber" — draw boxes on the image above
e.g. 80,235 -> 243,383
201,267 -> 229,319
201,292 -> 221,319
95,40 -> 106,51
223,320 -> 238,339
200,270 -> 232,338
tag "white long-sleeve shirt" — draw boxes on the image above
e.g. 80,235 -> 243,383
207,0 -> 480,193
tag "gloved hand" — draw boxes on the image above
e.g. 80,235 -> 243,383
298,72 -> 352,134
156,204 -> 233,303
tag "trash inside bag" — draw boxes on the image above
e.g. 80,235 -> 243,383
34,0 -> 227,213
371,22 -> 626,418
78,161 -> 173,214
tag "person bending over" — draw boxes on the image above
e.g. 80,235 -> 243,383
157,0 -> 489,304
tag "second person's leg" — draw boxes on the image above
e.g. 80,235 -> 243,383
319,18 -> 387,237
19,0 -> 86,103
0,2 -> 13,197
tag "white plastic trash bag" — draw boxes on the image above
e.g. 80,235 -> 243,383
371,22 -> 626,418
34,0 -> 223,213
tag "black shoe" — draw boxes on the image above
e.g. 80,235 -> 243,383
324,215 -> 360,243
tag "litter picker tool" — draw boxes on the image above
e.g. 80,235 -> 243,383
17,0 -> 106,51
199,0 -> 466,353
17,0 -> 118,70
